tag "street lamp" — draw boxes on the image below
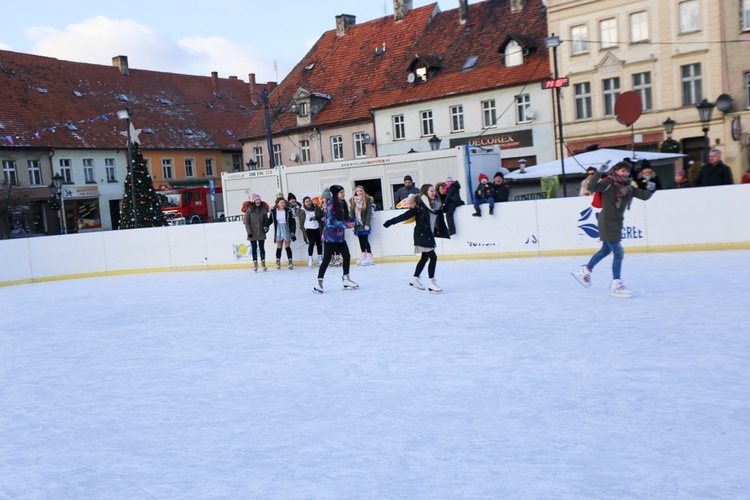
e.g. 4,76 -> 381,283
50,173 -> 65,234
246,159 -> 257,170
117,108 -> 138,228
545,34 -> 567,196
696,99 -> 715,163
518,158 -> 527,174
428,134 -> 442,151
662,117 -> 676,138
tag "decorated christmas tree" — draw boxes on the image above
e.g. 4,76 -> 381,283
119,141 -> 166,229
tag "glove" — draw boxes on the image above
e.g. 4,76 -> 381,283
344,222 -> 354,229
599,160 -> 611,173
646,181 -> 656,191
247,233 -> 252,240
263,226 -> 269,233
364,225 -> 369,231
291,235 -> 296,242
383,220 -> 393,228
309,216 -> 315,221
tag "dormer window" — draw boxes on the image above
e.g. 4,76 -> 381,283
505,40 -> 523,67
407,54 -> 443,84
499,35 -> 538,67
298,102 -> 308,117
415,66 -> 428,82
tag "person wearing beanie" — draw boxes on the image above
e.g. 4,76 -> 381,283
270,197 -> 297,270
472,172 -> 495,216
243,193 -> 271,272
668,168 -> 691,189
491,171 -> 510,204
441,172 -> 463,235
635,160 -> 662,191
394,175 -> 419,205
299,196 -> 325,267
573,161 -> 655,298
350,185 -> 376,266
286,192 -> 301,240
314,185 -> 358,293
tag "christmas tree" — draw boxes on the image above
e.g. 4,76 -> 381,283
119,141 -> 166,229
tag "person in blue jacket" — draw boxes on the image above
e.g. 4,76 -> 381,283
313,185 -> 358,293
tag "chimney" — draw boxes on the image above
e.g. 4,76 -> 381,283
335,14 -> 356,36
511,0 -> 528,13
394,0 -> 413,21
459,0 -> 469,24
112,55 -> 129,76
248,73 -> 256,100
211,71 -> 220,95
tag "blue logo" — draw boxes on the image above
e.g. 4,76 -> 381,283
577,206 -> 600,239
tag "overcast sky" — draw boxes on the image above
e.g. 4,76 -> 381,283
2,0 -> 484,84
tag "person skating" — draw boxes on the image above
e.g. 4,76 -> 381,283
243,193 -> 270,272
314,185 -> 358,293
383,183 -> 450,292
573,161 -> 655,297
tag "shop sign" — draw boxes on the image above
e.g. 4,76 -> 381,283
450,129 -> 533,150
63,186 -> 99,198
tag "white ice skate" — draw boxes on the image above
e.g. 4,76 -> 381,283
342,274 -> 359,289
427,278 -> 442,293
610,279 -> 632,298
317,255 -> 323,266
572,266 -> 592,288
313,278 -> 324,293
253,261 -> 258,272
308,256 -> 314,268
409,276 -> 425,290
276,259 -> 281,270
261,260 -> 267,272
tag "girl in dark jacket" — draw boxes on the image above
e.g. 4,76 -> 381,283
243,193 -> 270,272
299,196 -> 325,267
270,197 -> 297,270
383,183 -> 450,292
314,185 -> 358,293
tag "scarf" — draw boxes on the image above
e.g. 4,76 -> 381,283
609,173 -> 634,210
353,195 -> 363,223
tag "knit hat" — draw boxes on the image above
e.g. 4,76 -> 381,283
404,175 -> 413,182
445,172 -> 454,182
322,188 -> 332,200
329,184 -> 344,198
478,173 -> 489,182
493,171 -> 505,180
251,193 -> 261,202
675,169 -> 686,177
287,192 -> 297,201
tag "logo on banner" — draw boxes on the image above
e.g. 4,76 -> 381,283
577,207 -> 645,240
232,243 -> 254,261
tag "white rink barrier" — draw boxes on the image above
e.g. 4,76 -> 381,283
2,184 -> 748,286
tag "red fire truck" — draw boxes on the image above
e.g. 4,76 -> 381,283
156,186 -> 224,224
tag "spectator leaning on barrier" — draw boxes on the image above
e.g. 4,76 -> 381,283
394,175 -> 420,205
694,148 -> 734,186
472,173 -> 495,217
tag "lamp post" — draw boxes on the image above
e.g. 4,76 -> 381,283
545,34 -> 567,196
518,158 -> 527,174
696,99 -> 715,164
245,159 -> 257,171
428,134 -> 442,151
51,173 -> 65,234
117,109 -> 138,228
662,117 -> 676,138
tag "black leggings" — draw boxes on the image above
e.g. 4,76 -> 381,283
414,250 -> 437,279
318,241 -> 351,278
250,240 -> 266,261
306,228 -> 323,256
357,234 -> 371,253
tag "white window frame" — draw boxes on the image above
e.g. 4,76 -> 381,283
300,140 -> 311,163
273,144 -> 282,167
83,158 -> 95,183
450,105 -> 465,133
204,158 -> 214,177
105,158 -> 117,182
571,25 -> 589,55
516,94 -> 532,123
744,0 -> 750,31
28,160 -> 42,185
392,114 -> 405,141
2,160 -> 18,185
59,158 -> 73,183
184,158 -> 194,178
599,18 -> 617,49
574,82 -> 592,120
482,100 -> 497,128
505,40 -> 523,67
603,77 -> 621,117
353,133 -> 367,158
679,0 -> 699,34
162,159 -> 173,179
681,63 -> 702,106
331,136 -> 344,160
420,110 -> 434,137
253,147 -> 264,169
632,72 -> 653,111
630,11 -> 649,42
297,102 -> 308,117
746,73 -> 750,109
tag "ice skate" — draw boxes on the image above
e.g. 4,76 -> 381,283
288,259 -> 294,270
572,265 -> 592,288
308,256 -> 314,268
409,276 -> 425,290
276,259 -> 281,270
342,274 -> 359,289
427,278 -> 443,293
363,252 -> 374,266
313,278 -> 324,293
610,279 -> 632,298
261,260 -> 267,271
253,261 -> 258,272
357,252 -> 365,266
331,255 -> 342,267
317,255 -> 323,266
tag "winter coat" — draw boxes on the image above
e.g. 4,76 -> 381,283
694,161 -> 734,186
269,207 -> 297,243
394,185 -> 419,204
299,205 -> 325,243
350,195 -> 375,236
588,171 -> 653,243
491,183 -> 510,202
244,202 -> 270,242
635,172 -> 662,191
322,199 -> 353,243
667,179 -> 691,189
445,180 -> 463,207
384,195 -> 450,248
474,182 -> 494,201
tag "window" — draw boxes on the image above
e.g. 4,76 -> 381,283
185,158 -> 194,177
482,100 -> 497,128
392,115 -> 405,141
516,94 -> 532,123
571,25 -> 589,54
300,140 -> 311,162
505,40 -> 523,67
632,72 -> 653,111
574,82 -> 592,120
744,0 -> 750,31
603,77 -> 621,116
599,18 -> 617,49
681,63 -> 702,105
105,158 -> 117,182
630,11 -> 649,42
253,147 -> 263,169
83,158 -> 95,183
28,160 -> 42,185
450,105 -> 465,133
746,73 -> 750,108
353,133 -> 367,158
59,159 -> 73,183
679,0 -> 699,33
297,102 -> 308,117
232,154 -> 243,171
162,159 -> 173,179
420,110 -> 434,137
273,145 -> 282,167
2,160 -> 18,185
204,158 -> 214,177
331,136 -> 344,161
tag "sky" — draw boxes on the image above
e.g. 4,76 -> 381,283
2,0 -> 485,84
1,250 -> 748,497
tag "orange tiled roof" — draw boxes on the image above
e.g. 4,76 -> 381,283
0,50 -> 263,150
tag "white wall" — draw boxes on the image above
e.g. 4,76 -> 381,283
2,185 -> 748,286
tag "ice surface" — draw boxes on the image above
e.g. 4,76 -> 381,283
1,251 -> 748,498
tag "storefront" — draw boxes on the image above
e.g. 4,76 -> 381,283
62,186 -> 102,233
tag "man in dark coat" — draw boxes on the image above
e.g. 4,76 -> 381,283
694,148 -> 734,186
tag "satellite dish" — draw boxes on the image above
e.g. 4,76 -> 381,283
525,107 -> 536,120
716,93 -> 733,113
614,91 -> 643,126
290,153 -> 298,162
407,72 -> 416,84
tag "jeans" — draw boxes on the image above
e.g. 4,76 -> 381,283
587,241 -> 624,280
473,198 -> 495,212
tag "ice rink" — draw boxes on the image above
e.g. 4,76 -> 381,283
1,250 -> 748,498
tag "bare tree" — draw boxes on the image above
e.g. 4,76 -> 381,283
0,180 -> 28,240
